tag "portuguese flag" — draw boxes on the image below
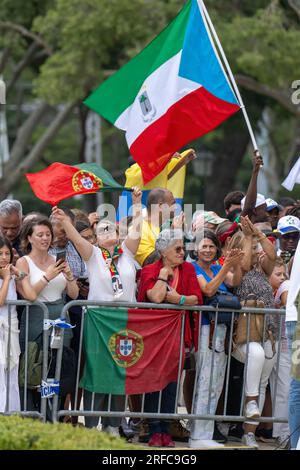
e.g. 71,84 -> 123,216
79,307 -> 184,395
25,162 -> 124,206
84,0 -> 240,183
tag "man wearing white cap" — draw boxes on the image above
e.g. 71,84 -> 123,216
241,193 -> 269,224
266,198 -> 281,230
277,215 -> 300,257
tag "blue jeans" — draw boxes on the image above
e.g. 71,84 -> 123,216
286,321 -> 300,449
144,382 -> 177,435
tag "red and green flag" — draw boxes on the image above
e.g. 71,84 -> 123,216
79,307 -> 184,395
25,162 -> 125,206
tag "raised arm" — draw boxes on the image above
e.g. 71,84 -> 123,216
167,150 -> 196,180
239,216 -> 254,273
124,187 -> 143,256
197,249 -> 244,296
241,151 -> 263,218
252,228 -> 276,276
51,206 -> 93,261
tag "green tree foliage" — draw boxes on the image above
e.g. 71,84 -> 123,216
0,0 -> 299,207
33,0 -> 185,104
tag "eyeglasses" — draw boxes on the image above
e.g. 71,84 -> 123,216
174,246 -> 185,253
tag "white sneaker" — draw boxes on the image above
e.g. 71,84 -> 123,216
242,432 -> 259,449
102,425 -> 120,437
276,435 -> 291,450
245,400 -> 260,419
189,439 -> 224,448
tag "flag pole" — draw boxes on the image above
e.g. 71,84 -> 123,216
199,0 -> 259,152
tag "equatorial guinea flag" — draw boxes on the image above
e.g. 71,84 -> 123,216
84,0 -> 240,184
79,307 -> 184,395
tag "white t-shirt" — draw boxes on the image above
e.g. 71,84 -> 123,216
274,280 -> 289,307
282,278 -> 298,322
274,280 -> 289,346
0,278 -> 17,320
0,278 -> 20,369
86,242 -> 137,302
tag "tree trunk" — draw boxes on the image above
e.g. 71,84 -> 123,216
205,131 -> 250,215
0,101 -> 77,199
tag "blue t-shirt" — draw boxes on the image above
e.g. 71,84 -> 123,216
192,262 -> 229,325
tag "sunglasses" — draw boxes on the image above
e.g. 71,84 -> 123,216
174,246 -> 185,253
97,225 -> 116,235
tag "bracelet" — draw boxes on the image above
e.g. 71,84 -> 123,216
43,275 -> 50,283
179,295 -> 186,305
157,277 -> 168,283
66,277 -> 75,282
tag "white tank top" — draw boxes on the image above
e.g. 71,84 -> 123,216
24,255 -> 67,302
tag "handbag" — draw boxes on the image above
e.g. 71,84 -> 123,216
204,290 -> 241,324
233,298 -> 276,359
233,298 -> 264,344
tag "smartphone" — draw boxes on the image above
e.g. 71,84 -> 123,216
56,250 -> 66,264
78,277 -> 89,286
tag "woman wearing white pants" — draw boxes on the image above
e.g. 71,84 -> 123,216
189,229 -> 244,448
233,216 -> 277,448
232,340 -> 278,420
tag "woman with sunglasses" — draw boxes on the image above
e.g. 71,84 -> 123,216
138,229 -> 202,447
189,229 -> 244,448
51,187 -> 142,437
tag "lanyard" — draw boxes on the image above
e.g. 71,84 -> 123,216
101,245 -> 124,297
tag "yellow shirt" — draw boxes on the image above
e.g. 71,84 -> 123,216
135,220 -> 160,267
125,149 -> 191,199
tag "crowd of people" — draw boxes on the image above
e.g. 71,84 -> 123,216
0,152 -> 300,449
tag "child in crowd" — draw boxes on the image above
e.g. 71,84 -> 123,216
0,236 -> 24,412
268,257 -> 291,447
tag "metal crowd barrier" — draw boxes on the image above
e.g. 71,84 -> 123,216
2,300 -> 50,421
50,301 -> 288,431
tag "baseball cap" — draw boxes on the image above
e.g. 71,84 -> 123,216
204,211 -> 227,225
277,215 -> 300,234
265,198 -> 280,212
241,193 -> 266,211
192,210 -> 227,232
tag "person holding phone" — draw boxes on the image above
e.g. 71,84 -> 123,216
15,216 -> 78,412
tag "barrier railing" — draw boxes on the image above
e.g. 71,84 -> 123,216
2,299 -> 288,438
2,300 -> 50,421
51,300 -> 288,435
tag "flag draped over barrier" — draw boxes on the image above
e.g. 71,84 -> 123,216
26,162 -> 124,206
79,307 -> 184,395
84,0 -> 240,184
